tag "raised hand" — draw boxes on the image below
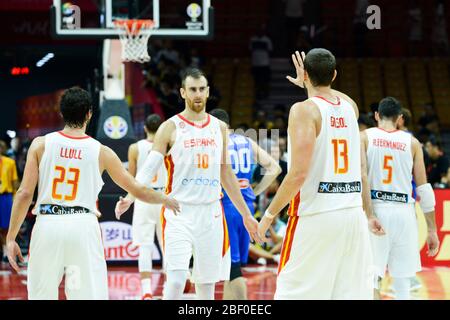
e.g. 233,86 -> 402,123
286,51 -> 306,88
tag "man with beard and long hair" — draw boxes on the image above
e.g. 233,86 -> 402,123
115,68 -> 263,300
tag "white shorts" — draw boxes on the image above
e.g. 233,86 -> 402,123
132,200 -> 163,247
275,207 -> 373,300
28,214 -> 108,300
162,200 -> 230,284
371,203 -> 421,279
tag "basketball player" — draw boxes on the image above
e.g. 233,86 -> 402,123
127,114 -> 166,300
115,68 -> 262,300
257,49 -> 385,299
362,97 -> 439,300
6,87 -> 179,300
210,108 -> 281,300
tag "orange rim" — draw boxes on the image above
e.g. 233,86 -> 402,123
113,19 -> 154,35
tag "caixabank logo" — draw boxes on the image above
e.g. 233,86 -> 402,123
318,181 -> 361,194
370,190 -> 408,203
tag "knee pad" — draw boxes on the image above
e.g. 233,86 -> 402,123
230,263 -> 242,281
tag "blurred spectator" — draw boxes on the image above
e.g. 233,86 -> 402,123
279,136 -> 289,162
188,48 -> 204,69
153,40 -> 180,65
273,116 -> 287,137
398,108 -> 413,132
253,109 -> 273,130
358,113 -> 375,131
6,136 -> 26,178
408,0 -> 423,56
250,24 -> 273,99
295,26 -> 313,53
253,141 -> 288,187
436,167 -> 450,189
156,78 -> 181,119
432,0 -> 449,56
0,140 -> 19,263
273,104 -> 287,119
283,0 -> 305,54
353,0 -> 370,57
424,136 -> 449,186
418,104 -> 440,137
206,78 -> 221,111
236,123 -> 250,132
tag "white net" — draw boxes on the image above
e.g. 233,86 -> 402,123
114,20 -> 154,63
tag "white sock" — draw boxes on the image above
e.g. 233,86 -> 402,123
163,270 -> 188,300
141,278 -> 152,296
393,277 -> 411,300
195,283 -> 215,300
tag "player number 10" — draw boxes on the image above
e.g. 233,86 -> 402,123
196,154 -> 209,169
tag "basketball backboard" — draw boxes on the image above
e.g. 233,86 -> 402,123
51,0 -> 214,39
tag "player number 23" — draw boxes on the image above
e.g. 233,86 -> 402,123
52,166 -> 80,201
332,139 -> 348,174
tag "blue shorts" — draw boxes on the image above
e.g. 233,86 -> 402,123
0,193 -> 13,229
222,200 -> 255,265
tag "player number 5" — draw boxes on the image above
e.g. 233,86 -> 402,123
382,155 -> 393,184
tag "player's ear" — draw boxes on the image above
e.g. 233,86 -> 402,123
396,114 -> 403,128
332,70 -> 337,83
374,111 -> 380,123
86,110 -> 92,122
180,87 -> 186,99
206,86 -> 210,98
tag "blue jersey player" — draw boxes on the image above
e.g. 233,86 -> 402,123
210,109 -> 281,300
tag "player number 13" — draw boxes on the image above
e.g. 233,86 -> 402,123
332,139 -> 349,174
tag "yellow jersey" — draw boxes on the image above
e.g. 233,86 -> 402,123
0,156 -> 18,193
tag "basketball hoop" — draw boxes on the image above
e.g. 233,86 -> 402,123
113,19 -> 154,63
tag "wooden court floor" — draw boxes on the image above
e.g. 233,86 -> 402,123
1,263 -> 449,300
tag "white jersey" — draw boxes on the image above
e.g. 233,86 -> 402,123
136,139 -> 167,189
366,128 -> 414,205
165,114 -> 223,204
290,96 -> 362,217
34,131 -> 104,216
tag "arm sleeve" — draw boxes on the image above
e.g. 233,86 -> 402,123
135,151 -> 165,188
